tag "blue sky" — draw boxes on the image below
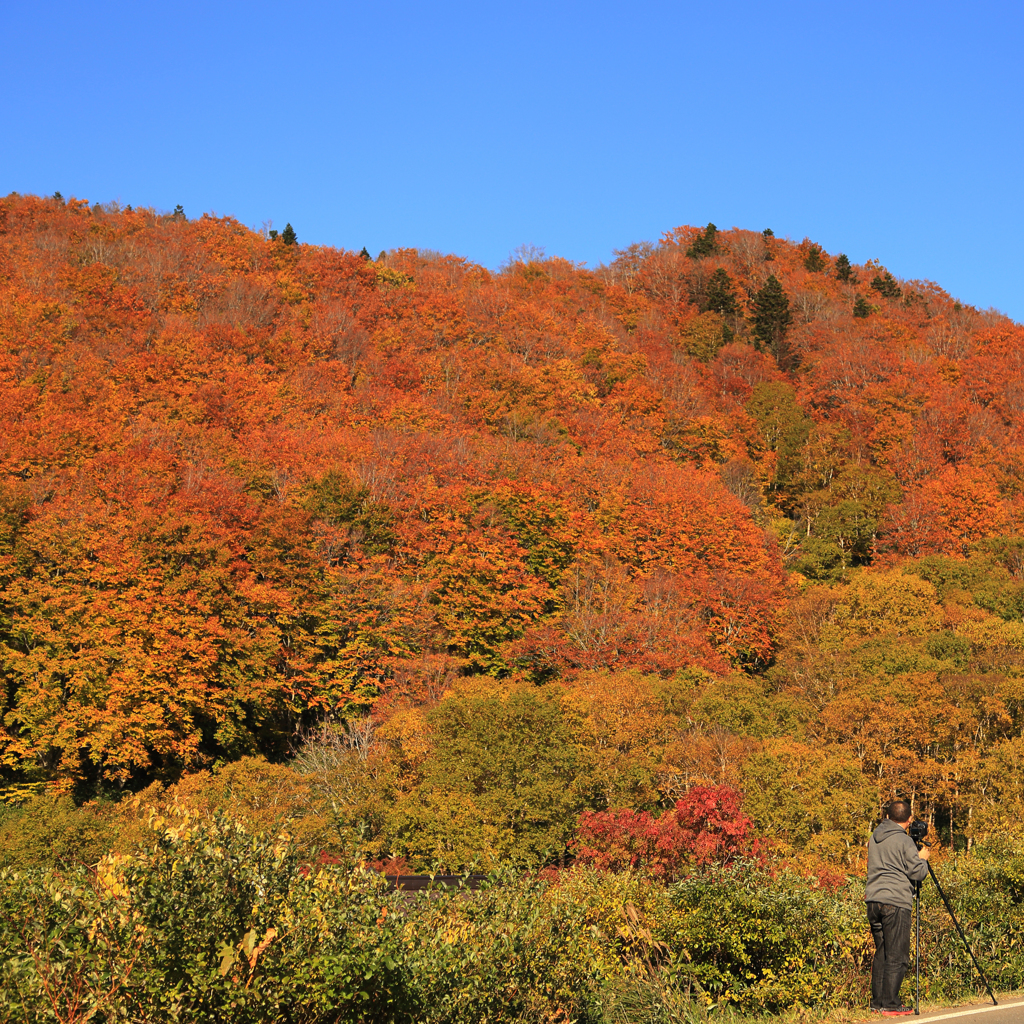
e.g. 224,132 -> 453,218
3,1 -> 1022,320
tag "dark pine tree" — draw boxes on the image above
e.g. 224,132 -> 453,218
173,204 -> 185,221
750,275 -> 794,363
803,244 -> 827,273
834,253 -> 855,282
281,223 -> 297,246
853,295 -> 871,318
52,191 -> 63,203
268,230 -> 279,241
359,247 -> 372,261
870,270 -> 901,299
702,268 -> 740,317
686,223 -> 718,258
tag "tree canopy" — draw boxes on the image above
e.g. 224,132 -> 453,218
1,193 -> 1023,874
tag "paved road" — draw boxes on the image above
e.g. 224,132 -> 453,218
912,999 -> 1024,1024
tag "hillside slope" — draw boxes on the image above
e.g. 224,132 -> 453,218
2,194 -> 1023,865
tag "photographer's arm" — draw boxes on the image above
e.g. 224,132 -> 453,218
907,838 -> 930,881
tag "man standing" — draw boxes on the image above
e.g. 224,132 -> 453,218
866,799 -> 931,1015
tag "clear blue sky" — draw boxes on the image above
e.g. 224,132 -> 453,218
3,1 -> 1022,320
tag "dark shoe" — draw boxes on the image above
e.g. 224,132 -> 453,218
881,1007 -> 915,1017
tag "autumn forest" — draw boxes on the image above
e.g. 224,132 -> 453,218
2,192 -> 1024,880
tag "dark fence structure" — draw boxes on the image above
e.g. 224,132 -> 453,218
384,874 -> 491,893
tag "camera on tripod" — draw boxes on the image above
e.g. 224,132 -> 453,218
903,816 -> 997,1012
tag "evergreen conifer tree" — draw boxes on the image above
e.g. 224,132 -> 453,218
762,228 -> 774,238
52,191 -> 63,203
853,295 -> 871,318
173,204 -> 185,221
870,271 -> 901,299
281,223 -> 297,246
702,268 -> 740,317
268,230 -> 279,241
803,244 -> 826,273
686,223 -> 718,258
750,275 -> 793,361
834,253 -> 855,282
359,247 -> 372,261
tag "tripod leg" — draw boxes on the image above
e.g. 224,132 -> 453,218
927,864 -> 997,1006
916,880 -> 921,1015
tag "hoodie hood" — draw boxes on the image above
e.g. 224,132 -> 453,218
873,818 -> 909,844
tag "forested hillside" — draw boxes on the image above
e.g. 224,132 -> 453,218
2,193 -> 1024,871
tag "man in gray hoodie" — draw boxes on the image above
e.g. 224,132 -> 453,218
865,798 -> 931,1015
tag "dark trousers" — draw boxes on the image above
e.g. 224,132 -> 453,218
867,901 -> 912,1009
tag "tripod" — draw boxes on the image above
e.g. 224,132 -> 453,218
913,856 -> 997,1014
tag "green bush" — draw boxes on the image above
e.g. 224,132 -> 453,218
0,809 -> 415,1023
3,814 -> 1024,1023
0,795 -> 117,869
913,853 -> 1024,1003
666,867 -> 869,1011
401,870 -> 607,1023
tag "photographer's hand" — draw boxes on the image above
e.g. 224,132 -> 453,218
918,844 -> 931,861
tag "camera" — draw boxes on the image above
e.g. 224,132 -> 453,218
908,820 -> 929,844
